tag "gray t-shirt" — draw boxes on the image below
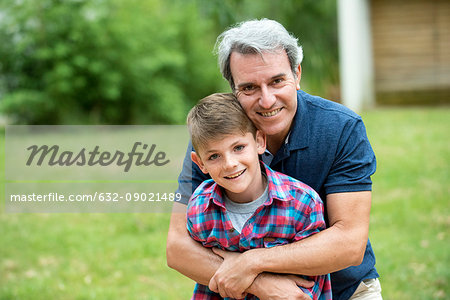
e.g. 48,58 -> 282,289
223,179 -> 269,233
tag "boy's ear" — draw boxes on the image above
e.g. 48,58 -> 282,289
255,130 -> 266,155
191,151 -> 209,174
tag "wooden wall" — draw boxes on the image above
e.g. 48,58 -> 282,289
371,0 -> 450,104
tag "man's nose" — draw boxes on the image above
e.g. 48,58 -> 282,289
259,85 -> 276,109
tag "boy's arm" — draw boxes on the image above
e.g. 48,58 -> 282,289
208,191 -> 371,295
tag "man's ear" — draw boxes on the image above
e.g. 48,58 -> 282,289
295,64 -> 302,90
255,130 -> 267,155
191,151 -> 209,174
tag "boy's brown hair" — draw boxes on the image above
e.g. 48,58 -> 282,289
187,93 -> 257,153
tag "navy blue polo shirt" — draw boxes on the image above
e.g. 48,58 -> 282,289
176,90 -> 378,300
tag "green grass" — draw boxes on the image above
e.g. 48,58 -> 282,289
1,108 -> 449,299
362,108 -> 449,300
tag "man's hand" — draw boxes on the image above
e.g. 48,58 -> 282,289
248,273 -> 314,300
208,248 -> 259,298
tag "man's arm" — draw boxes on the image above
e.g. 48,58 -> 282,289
208,191 -> 371,294
254,191 -> 371,274
166,202 -> 222,285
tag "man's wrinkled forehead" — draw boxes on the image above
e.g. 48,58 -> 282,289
229,49 -> 295,81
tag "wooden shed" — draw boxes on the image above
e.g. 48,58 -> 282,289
338,0 -> 450,110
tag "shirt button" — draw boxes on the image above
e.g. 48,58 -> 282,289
229,228 -> 235,232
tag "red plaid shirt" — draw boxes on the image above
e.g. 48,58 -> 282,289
187,162 -> 332,300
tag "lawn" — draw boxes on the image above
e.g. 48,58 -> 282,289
1,108 -> 449,299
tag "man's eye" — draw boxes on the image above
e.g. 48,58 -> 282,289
273,78 -> 283,84
240,85 -> 256,95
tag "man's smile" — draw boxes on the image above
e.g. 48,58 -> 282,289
258,107 -> 283,117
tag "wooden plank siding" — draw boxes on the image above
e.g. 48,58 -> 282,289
371,0 -> 450,104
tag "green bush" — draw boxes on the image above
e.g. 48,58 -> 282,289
0,0 -> 224,124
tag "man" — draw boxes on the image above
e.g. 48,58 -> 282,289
166,19 -> 382,300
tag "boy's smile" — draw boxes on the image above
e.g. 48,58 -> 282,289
224,169 -> 246,179
191,131 -> 266,203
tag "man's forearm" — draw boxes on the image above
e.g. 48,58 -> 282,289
166,202 -> 223,285
247,223 -> 364,276
245,191 -> 371,276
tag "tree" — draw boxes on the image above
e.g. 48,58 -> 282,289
0,0 -> 224,124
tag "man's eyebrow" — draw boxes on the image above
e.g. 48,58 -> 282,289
236,73 -> 287,89
236,82 -> 253,89
271,73 -> 287,79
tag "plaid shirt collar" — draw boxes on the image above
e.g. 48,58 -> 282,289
202,161 -> 296,212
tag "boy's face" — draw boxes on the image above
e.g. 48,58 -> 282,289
191,131 -> 266,203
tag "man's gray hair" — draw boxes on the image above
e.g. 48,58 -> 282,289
214,18 -> 303,89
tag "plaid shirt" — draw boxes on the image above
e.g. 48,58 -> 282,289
187,162 -> 332,300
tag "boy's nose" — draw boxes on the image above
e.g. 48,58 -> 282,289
223,155 -> 238,170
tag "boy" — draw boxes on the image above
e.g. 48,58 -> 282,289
186,93 -> 332,300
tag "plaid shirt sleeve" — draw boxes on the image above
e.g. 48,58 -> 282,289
292,187 -> 327,241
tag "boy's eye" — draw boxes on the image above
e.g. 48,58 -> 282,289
234,145 -> 245,152
208,153 -> 219,161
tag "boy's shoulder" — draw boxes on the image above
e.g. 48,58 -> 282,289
187,178 -> 221,211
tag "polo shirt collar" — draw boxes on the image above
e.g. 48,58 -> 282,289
287,90 -> 310,151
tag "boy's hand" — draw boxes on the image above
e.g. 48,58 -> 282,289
248,273 -> 314,300
208,247 -> 258,298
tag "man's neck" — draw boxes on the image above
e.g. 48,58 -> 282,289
266,131 -> 289,154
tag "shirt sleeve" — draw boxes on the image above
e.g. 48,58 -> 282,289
293,192 -> 327,241
186,215 -> 201,242
324,117 -> 376,195
175,140 -> 210,205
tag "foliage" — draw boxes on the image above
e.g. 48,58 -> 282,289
0,0 -> 224,124
0,0 -> 339,124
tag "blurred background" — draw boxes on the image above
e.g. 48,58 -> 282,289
0,0 -> 448,299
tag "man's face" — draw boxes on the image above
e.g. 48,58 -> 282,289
191,131 -> 266,203
230,51 -> 300,141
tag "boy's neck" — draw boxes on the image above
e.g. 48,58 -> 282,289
224,171 -> 267,204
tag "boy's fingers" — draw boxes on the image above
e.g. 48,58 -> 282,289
290,275 -> 314,288
211,247 -> 226,258
208,277 -> 219,293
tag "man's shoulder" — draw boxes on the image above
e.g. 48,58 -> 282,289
293,90 -> 368,149
298,90 -> 361,122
